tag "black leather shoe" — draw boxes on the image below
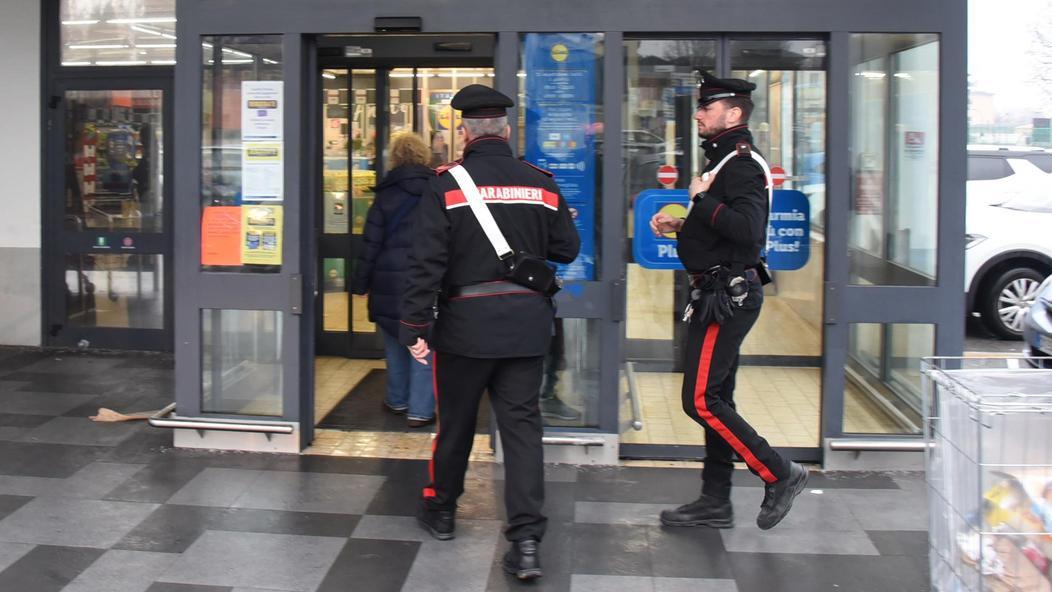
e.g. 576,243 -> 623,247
503,537 -> 542,580
756,462 -> 809,530
659,494 -> 734,528
417,501 -> 455,541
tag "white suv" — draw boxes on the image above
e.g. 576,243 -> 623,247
966,147 -> 1052,339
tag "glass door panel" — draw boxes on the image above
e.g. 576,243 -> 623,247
620,38 -> 826,452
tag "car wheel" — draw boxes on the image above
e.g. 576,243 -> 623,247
981,267 -> 1045,339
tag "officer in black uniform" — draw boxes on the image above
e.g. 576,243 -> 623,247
650,71 -> 809,531
400,84 -> 580,580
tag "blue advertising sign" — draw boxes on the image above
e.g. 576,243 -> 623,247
765,189 -> 810,271
632,190 -> 688,270
524,33 -> 599,281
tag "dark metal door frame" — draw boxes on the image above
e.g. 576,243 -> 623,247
44,74 -> 174,351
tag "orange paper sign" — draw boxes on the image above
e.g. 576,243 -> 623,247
201,206 -> 242,266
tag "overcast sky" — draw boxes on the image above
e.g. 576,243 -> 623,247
969,0 -> 1050,116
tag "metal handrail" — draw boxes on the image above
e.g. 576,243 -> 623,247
148,403 -> 295,434
827,438 -> 930,452
541,436 -> 607,447
623,361 -> 644,431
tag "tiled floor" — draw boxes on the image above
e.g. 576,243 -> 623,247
0,348 -> 931,591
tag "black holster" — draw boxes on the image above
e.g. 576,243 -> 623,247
504,251 -> 560,296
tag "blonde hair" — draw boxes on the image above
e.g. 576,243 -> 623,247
388,132 -> 431,169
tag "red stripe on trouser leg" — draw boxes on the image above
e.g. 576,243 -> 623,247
693,323 -> 778,484
423,353 -> 440,499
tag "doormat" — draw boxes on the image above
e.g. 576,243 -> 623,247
317,369 -> 491,433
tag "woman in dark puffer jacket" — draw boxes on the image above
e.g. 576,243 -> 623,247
351,132 -> 435,427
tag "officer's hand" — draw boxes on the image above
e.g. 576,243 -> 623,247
408,338 -> 430,365
689,172 -> 714,197
650,212 -> 684,237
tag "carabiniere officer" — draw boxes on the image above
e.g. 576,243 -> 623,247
649,71 -> 809,531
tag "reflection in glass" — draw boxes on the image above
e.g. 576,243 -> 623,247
64,90 -> 164,233
322,258 -> 349,333
60,0 -> 177,66
322,69 -> 349,235
65,254 -> 164,329
201,309 -> 282,416
845,323 -> 933,434
200,35 -> 283,273
349,69 -> 377,236
540,318 -> 601,428
849,34 -> 939,286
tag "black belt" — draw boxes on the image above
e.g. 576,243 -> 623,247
688,267 -> 758,288
447,280 -> 540,298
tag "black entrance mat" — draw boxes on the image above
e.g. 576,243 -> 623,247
318,369 -> 491,433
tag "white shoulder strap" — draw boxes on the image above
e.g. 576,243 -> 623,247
701,148 -> 774,208
448,165 -> 514,260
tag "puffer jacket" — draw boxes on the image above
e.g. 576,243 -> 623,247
350,163 -> 433,335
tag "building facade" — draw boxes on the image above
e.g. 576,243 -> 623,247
2,0 -> 966,465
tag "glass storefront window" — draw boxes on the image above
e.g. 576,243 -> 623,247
322,69 -> 350,235
202,309 -> 283,416
540,318 -> 601,428
65,254 -> 164,329
200,35 -> 283,273
849,34 -> 939,286
64,90 -> 164,233
844,322 -> 934,434
519,33 -> 604,281
61,0 -> 176,66
349,69 -> 376,237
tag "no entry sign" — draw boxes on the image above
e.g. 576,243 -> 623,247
657,165 -> 678,186
770,166 -> 787,187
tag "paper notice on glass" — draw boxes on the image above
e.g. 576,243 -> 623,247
242,81 -> 283,141
242,142 -> 283,201
201,206 -> 242,266
241,204 -> 283,266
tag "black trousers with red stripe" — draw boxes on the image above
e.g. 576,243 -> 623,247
681,283 -> 791,500
423,351 -> 547,542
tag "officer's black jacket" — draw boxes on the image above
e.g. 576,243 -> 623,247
678,125 -> 769,272
399,136 -> 580,357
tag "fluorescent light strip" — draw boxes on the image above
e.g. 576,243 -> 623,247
135,43 -> 176,48
221,59 -> 253,64
68,44 -> 129,49
107,17 -> 177,24
95,60 -> 148,66
62,20 -> 98,25
61,61 -> 93,66
321,72 -> 337,79
150,60 -> 177,65
222,47 -> 253,58
262,58 -> 279,65
130,25 -> 176,39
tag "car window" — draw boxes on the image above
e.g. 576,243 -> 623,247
1025,153 -> 1052,173
968,156 -> 1013,181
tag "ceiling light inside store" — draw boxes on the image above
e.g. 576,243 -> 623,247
62,20 -> 99,25
221,58 -> 254,64
95,60 -> 148,65
893,72 -> 913,80
68,44 -> 129,49
131,25 -> 176,39
322,72 -> 337,79
222,47 -> 254,58
856,71 -> 886,79
107,17 -> 177,24
749,69 -> 764,78
150,60 -> 176,65
135,43 -> 176,48
263,59 -> 279,65
61,61 -> 93,66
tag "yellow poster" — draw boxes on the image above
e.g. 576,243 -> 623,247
241,204 -> 283,265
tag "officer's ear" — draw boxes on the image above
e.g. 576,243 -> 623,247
725,104 -> 744,126
503,124 -> 511,140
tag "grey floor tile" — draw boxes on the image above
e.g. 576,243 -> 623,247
720,527 -> 880,555
840,488 -> 929,531
0,391 -> 98,416
55,462 -> 149,499
352,515 -> 502,544
146,584 -> 233,592
654,577 -> 738,592
574,501 -> 666,526
398,524 -> 502,592
316,539 -> 419,592
0,544 -> 105,592
646,525 -> 733,579
571,523 -> 653,577
19,417 -> 143,447
0,412 -> 52,428
571,574 -> 654,592
166,468 -> 263,507
63,549 -> 179,592
866,530 -> 929,557
0,497 -> 159,548
232,470 -> 386,515
18,357 -> 125,376
0,441 -> 114,478
104,458 -> 208,504
726,552 -> 929,592
728,487 -> 866,531
157,530 -> 345,592
0,541 -> 34,573
484,462 -> 579,483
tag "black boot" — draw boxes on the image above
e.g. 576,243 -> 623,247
503,537 -> 542,580
416,501 -> 455,541
659,493 -> 734,528
756,461 -> 809,530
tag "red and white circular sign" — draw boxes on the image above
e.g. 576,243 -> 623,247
657,165 -> 678,186
770,166 -> 787,187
